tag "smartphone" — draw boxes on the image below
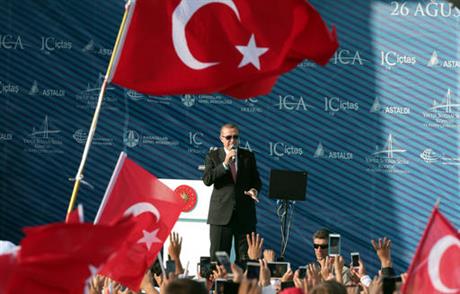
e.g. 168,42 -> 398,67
297,266 -> 307,279
351,252 -> 360,268
328,234 -> 341,256
215,279 -> 239,294
267,262 -> 290,278
166,260 -> 176,275
215,251 -> 232,273
200,256 -> 211,278
246,262 -> 260,280
281,281 -> 295,290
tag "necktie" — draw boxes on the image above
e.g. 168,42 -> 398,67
230,161 -> 237,182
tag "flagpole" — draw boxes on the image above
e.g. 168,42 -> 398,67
66,1 -> 133,222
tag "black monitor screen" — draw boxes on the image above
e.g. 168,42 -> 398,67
269,169 -> 308,201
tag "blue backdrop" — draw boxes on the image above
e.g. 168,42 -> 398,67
0,0 -> 459,275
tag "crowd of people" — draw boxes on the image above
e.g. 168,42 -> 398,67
87,229 -> 406,294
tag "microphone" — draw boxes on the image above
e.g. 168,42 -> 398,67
230,145 -> 237,162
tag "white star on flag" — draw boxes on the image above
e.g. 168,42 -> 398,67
137,228 -> 162,250
236,34 -> 269,70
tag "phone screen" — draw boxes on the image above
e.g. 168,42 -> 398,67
215,251 -> 232,273
328,234 -> 341,256
267,262 -> 289,278
166,260 -> 176,275
298,266 -> 306,279
351,253 -> 360,267
246,262 -> 260,280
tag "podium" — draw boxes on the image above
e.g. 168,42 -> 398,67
269,169 -> 308,259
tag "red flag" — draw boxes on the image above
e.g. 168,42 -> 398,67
109,0 -> 338,99
402,207 -> 460,294
0,218 -> 135,294
95,152 -> 184,291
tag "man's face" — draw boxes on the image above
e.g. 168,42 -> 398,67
313,238 -> 328,261
220,127 -> 239,151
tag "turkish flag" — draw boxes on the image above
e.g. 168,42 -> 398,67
109,0 -> 338,99
402,207 -> 460,294
0,218 -> 135,294
95,152 -> 184,291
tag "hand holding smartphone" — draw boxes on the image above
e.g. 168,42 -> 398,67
215,251 -> 232,274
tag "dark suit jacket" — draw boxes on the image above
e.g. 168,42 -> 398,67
202,147 -> 261,230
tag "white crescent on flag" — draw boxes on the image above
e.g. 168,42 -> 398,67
123,202 -> 161,222
427,235 -> 460,293
172,0 -> 241,70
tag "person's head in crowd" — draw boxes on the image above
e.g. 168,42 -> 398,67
310,280 -> 347,294
220,123 -> 240,151
312,228 -> 331,261
164,278 -> 208,294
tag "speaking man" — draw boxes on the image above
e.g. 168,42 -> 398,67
202,123 -> 261,262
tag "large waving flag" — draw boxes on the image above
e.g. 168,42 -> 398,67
0,218 -> 135,294
402,206 -> 460,294
95,152 -> 184,291
108,0 -> 338,99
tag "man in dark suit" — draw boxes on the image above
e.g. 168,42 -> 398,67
202,123 -> 261,262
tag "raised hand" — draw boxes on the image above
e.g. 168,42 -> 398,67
168,232 -> 182,261
371,237 -> 392,268
247,232 -> 264,260
263,249 -> 276,262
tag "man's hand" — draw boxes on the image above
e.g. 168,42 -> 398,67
247,232 -> 264,260
371,237 -> 392,268
244,188 -> 259,202
168,232 -> 182,261
263,249 -> 276,262
224,149 -> 237,166
258,259 -> 271,287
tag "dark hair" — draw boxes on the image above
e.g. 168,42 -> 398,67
164,279 -> 208,294
312,228 -> 331,240
310,280 -> 347,294
220,123 -> 239,133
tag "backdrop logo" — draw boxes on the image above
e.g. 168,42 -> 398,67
0,34 -> 24,50
423,89 -> 460,128
0,81 -> 19,95
73,129 -> 113,146
123,130 -> 140,148
332,49 -> 368,65
240,98 -> 262,113
28,80 -> 65,97
81,39 -> 112,56
370,97 -> 410,115
390,1 -> 460,17
366,134 -> 409,173
188,131 -> 206,154
23,115 -> 63,153
40,36 -> 72,54
420,148 -> 460,165
313,142 -> 353,160
123,130 -> 179,148
276,95 -> 312,111
426,50 -> 460,69
181,95 -> 196,107
76,74 -> 117,110
126,90 -> 173,105
380,51 -> 416,69
0,132 -> 13,142
269,142 -> 303,159
324,97 -> 359,115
